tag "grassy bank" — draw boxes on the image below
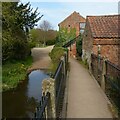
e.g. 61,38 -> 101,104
2,56 -> 33,92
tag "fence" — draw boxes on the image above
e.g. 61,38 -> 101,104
91,53 -> 120,117
53,60 -> 65,118
34,52 -> 68,119
105,60 -> 120,117
91,54 -> 103,86
54,53 -> 68,118
34,92 -> 50,119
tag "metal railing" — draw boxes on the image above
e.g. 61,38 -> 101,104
62,35 -> 80,48
105,60 -> 120,116
34,92 -> 50,119
53,54 -> 68,118
91,54 -> 120,117
34,53 -> 68,119
91,54 -> 103,85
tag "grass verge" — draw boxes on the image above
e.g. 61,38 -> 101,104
2,56 -> 32,92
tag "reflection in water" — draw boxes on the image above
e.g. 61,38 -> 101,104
2,70 -> 49,118
27,70 -> 49,101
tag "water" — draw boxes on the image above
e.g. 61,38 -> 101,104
2,70 -> 49,118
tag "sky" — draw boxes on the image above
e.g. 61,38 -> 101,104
21,0 -> 119,30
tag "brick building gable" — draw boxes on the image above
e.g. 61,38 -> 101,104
58,11 -> 86,36
58,11 -> 85,26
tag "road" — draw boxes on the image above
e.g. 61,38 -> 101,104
28,46 -> 54,72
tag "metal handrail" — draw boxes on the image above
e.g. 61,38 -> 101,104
62,35 -> 80,47
53,61 -> 63,80
34,53 -> 68,119
34,92 -> 50,119
106,60 -> 120,71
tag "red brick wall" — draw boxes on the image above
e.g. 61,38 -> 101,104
92,45 -> 119,65
59,12 -> 85,58
82,19 -> 119,66
118,44 -> 120,67
71,42 -> 77,57
82,19 -> 93,63
92,38 -> 120,65
59,11 -> 85,37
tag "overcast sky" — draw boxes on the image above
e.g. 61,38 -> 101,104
21,0 -> 119,30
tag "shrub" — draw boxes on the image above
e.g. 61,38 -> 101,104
28,41 -> 36,48
2,56 -> 32,91
49,47 -> 66,73
46,39 -> 56,46
76,35 -> 83,57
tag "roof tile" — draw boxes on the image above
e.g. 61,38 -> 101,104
87,15 -> 120,38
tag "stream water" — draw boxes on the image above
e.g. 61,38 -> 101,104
2,70 -> 49,118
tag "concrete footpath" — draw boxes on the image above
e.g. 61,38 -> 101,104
67,57 -> 113,118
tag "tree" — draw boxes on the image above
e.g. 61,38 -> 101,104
29,28 -> 57,46
56,27 -> 76,47
39,20 -> 53,46
2,2 -> 43,61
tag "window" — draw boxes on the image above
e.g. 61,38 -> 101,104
68,25 -> 70,27
80,29 -> 84,34
80,22 -> 86,34
80,22 -> 86,29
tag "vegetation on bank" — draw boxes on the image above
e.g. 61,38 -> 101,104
2,56 -> 32,92
49,47 -> 66,74
2,2 -> 42,62
2,2 -> 41,91
49,27 -> 76,74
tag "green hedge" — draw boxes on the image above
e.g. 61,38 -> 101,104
49,46 -> 66,73
46,39 -> 56,46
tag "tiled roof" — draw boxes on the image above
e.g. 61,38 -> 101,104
87,15 -> 120,38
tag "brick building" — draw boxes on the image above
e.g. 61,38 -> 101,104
82,15 -> 120,66
58,11 -> 86,57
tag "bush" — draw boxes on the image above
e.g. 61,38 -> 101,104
46,39 -> 56,46
28,41 -> 36,48
12,40 -> 30,60
49,47 -> 66,73
76,35 -> 83,56
2,56 -> 32,91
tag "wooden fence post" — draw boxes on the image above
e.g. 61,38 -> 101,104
101,58 -> 106,91
42,78 -> 56,118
